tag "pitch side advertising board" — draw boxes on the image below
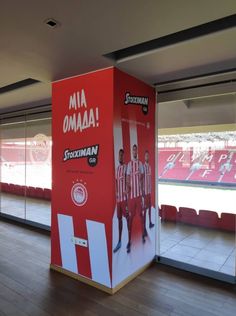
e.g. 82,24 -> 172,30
51,67 -> 156,290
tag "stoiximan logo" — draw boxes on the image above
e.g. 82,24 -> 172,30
63,144 -> 99,167
124,92 -> 149,115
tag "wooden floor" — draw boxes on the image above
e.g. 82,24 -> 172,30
0,219 -> 236,316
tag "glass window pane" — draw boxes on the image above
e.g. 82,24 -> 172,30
25,115 -> 51,226
158,94 -> 236,277
0,120 -> 26,219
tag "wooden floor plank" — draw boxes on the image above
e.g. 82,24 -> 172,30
0,219 -> 236,316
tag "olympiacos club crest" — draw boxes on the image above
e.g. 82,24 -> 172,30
71,182 -> 88,206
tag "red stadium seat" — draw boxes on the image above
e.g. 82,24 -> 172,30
14,184 -> 25,196
161,204 -> 177,222
5,184 -> 11,193
219,213 -> 236,232
26,186 -> 36,198
44,188 -> 51,201
13,184 -> 20,195
25,186 -> 30,197
34,187 -> 44,199
178,207 -> 198,226
9,183 -> 15,194
21,185 -> 26,196
1,182 -> 9,193
198,210 -> 219,229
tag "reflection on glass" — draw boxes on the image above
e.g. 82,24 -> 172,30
25,116 -> 52,226
0,122 -> 26,218
158,128 -> 236,276
0,113 -> 52,227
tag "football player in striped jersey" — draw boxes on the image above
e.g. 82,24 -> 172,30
113,149 -> 129,253
143,150 -> 154,235
126,144 -> 145,253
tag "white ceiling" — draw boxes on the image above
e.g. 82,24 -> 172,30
0,0 -> 236,110
158,94 -> 236,129
118,28 -> 236,84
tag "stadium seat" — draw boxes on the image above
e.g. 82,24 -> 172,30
26,186 -> 36,198
161,204 -> 177,222
13,184 -> 18,195
9,183 -> 15,194
219,213 -> 236,232
178,207 -> 198,226
6,183 -> 11,193
25,186 -> 30,197
34,187 -> 44,199
14,184 -> 25,196
21,185 -> 26,196
13,184 -> 19,195
198,210 -> 219,229
1,182 -> 9,193
44,188 -> 51,200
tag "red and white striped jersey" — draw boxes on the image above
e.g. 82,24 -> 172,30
127,160 -> 144,199
144,162 -> 151,195
116,164 -> 127,202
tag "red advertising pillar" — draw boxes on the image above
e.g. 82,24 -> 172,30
51,67 -> 156,293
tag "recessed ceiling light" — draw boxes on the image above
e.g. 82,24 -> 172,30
44,18 -> 60,28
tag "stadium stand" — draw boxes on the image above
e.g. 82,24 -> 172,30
158,148 -> 236,184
